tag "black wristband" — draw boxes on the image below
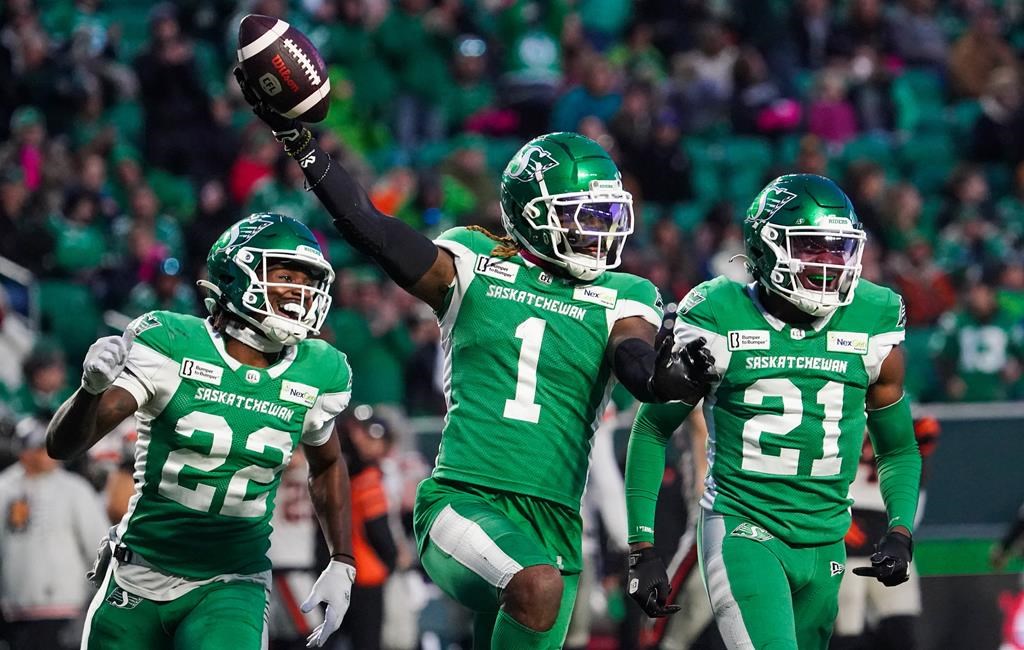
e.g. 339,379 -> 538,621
330,552 -> 354,563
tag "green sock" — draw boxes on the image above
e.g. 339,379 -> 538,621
491,609 -> 548,649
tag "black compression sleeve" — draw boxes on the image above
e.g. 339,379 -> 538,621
292,138 -> 438,287
613,337 -> 660,403
364,514 -> 398,572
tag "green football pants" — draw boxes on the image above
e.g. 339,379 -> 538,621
81,565 -> 268,650
414,477 -> 582,649
698,509 -> 846,650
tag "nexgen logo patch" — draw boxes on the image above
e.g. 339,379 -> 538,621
180,358 -> 223,385
280,380 -> 318,408
827,331 -> 868,355
573,285 -> 617,309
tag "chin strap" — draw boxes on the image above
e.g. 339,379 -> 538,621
224,322 -> 284,353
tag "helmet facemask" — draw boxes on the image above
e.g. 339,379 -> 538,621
202,246 -> 334,346
512,177 -> 634,281
760,223 -> 865,317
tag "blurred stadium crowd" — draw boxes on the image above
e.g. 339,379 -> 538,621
1,0 -> 1024,648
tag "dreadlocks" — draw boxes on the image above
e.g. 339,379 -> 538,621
466,225 -> 519,258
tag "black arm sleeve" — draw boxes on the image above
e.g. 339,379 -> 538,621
613,338 -> 660,403
364,514 -> 398,572
293,138 -> 439,287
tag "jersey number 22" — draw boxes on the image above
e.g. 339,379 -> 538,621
159,411 -> 292,517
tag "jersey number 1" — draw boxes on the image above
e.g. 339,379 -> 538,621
504,317 -> 546,423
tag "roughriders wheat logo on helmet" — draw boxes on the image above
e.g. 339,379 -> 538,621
505,144 -> 560,181
748,182 -> 798,223
743,174 -> 866,318
499,132 -> 635,282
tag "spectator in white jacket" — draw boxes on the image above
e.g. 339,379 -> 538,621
0,416 -> 107,650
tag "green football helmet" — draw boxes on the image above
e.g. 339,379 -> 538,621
500,132 -> 633,281
743,174 -> 866,317
198,213 -> 335,345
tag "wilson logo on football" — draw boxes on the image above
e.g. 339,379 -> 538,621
271,53 -> 300,92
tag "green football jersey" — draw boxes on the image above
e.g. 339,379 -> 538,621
431,227 -> 662,508
678,277 -> 905,545
930,309 -> 1024,401
110,311 -> 351,579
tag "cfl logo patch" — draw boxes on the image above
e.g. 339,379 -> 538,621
258,73 -> 282,96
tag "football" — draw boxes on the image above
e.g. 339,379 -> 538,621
236,14 -> 330,123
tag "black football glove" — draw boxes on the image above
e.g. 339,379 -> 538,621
648,336 -> 720,404
232,66 -> 310,154
627,546 -> 681,618
851,531 -> 912,587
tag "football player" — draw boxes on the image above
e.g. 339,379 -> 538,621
833,417 -> 940,650
47,214 -> 356,649
624,175 -> 922,650
236,70 -> 717,648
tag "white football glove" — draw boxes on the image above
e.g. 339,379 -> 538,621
301,560 -> 356,648
81,329 -> 135,395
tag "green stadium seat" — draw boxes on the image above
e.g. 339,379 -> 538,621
892,68 -> 946,133
840,133 -> 895,169
948,100 -> 981,146
37,280 -> 103,368
108,7 -> 151,63
720,136 -> 772,171
481,138 -> 522,175
105,101 -> 143,149
691,162 -> 722,205
791,69 -> 815,100
671,201 -> 708,233
984,163 -> 1012,198
412,140 -> 455,169
898,133 -> 955,177
147,170 -> 197,223
774,133 -> 803,167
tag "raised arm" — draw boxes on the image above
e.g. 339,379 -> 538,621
47,334 -> 138,460
234,69 -> 454,310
